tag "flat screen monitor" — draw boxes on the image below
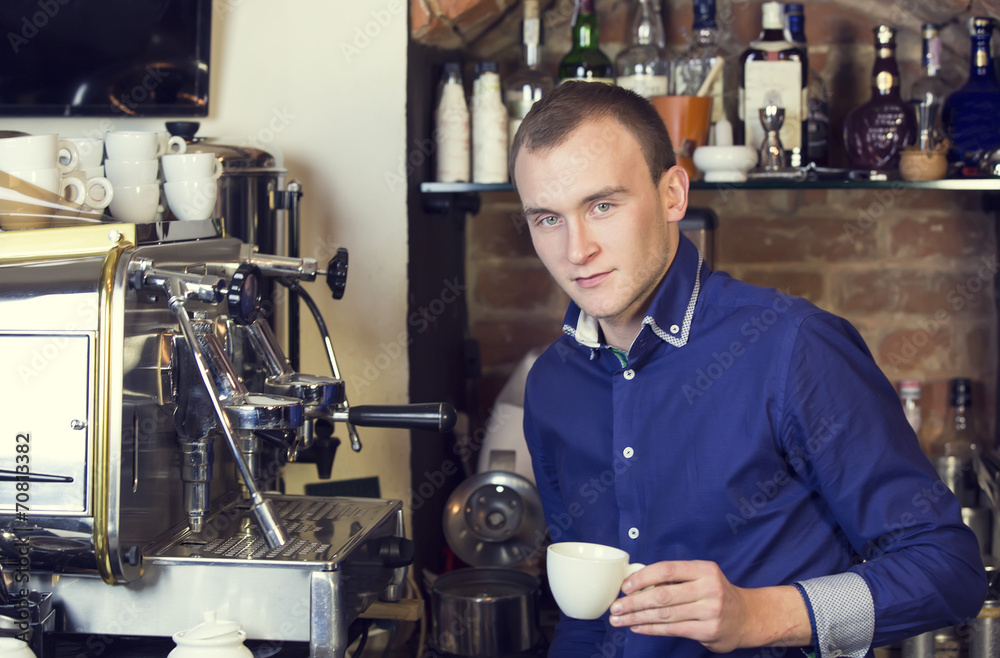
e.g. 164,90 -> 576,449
0,0 -> 211,117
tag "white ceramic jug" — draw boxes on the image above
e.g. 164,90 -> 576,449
0,637 -> 38,657
167,610 -> 253,658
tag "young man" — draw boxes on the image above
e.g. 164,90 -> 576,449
510,81 -> 986,657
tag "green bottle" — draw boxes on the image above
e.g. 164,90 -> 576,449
558,0 -> 613,83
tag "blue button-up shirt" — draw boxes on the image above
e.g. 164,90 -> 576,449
524,234 -> 986,657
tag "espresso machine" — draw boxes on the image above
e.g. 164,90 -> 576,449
0,219 -> 455,657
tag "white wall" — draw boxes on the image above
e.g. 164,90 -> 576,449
1,0 -> 412,504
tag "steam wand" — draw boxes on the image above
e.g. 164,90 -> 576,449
129,259 -> 290,549
281,278 -> 364,452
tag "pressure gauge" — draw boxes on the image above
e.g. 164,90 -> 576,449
227,263 -> 262,324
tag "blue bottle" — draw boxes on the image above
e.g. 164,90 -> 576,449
941,17 -> 1000,172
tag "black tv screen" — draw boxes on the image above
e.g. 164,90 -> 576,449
0,0 -> 210,117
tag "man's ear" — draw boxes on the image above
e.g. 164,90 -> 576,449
659,165 -> 690,223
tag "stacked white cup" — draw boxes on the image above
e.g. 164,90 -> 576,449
59,136 -> 114,210
104,130 -> 185,222
161,152 -> 221,221
0,133 -> 112,210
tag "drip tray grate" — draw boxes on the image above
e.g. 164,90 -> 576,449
146,494 -> 400,567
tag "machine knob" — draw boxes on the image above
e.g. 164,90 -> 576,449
376,536 -> 415,569
228,263 -> 262,325
326,248 -> 348,300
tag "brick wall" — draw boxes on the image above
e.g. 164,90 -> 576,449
453,1 -> 1000,453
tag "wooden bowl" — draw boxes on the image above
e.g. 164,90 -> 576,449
899,147 -> 948,181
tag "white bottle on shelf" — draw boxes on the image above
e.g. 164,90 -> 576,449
434,62 -> 470,183
471,61 -> 509,183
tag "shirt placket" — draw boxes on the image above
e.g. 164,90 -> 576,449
612,356 -> 642,550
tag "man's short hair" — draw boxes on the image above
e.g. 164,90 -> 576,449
508,81 -> 676,188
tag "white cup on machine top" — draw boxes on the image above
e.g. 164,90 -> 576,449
105,130 -> 184,161
109,182 -> 163,223
163,177 -> 218,221
546,542 -> 646,620
3,166 -> 110,209
103,158 -> 160,187
61,170 -> 114,210
5,167 -> 72,195
0,134 -> 79,173
60,136 -> 104,170
157,131 -> 187,156
160,153 -> 222,182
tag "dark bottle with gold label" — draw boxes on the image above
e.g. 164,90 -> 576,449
843,25 -> 916,172
941,17 -> 1000,172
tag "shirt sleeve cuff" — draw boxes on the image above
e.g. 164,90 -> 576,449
794,572 -> 874,658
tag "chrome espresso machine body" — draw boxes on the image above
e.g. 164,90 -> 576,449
0,221 -> 452,656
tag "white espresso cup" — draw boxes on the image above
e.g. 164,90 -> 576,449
546,542 -> 646,620
105,130 -> 184,161
0,134 -> 78,173
103,159 -> 160,186
61,137 -> 104,170
109,182 -> 162,223
157,131 -> 187,156
163,177 -> 218,221
5,167 -> 64,195
61,170 -> 114,209
160,152 -> 223,182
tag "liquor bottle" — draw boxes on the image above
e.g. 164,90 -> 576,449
909,23 -> 949,151
843,25 -> 916,172
739,1 -> 807,167
941,17 -> 1000,173
434,63 -> 470,183
471,61 -> 508,183
615,0 -> 669,98
558,0 -> 613,83
784,3 -> 829,166
505,0 -> 553,147
674,0 -> 729,125
932,378 -> 981,507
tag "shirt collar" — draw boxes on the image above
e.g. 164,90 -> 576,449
562,233 -> 706,350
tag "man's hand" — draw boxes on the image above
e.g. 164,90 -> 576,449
607,560 -> 812,653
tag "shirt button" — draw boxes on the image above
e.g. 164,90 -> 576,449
628,527 -> 639,539
623,447 -> 634,459
670,324 -> 680,334
623,369 -> 635,380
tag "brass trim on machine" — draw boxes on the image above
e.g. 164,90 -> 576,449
94,239 -> 133,584
0,224 -> 136,261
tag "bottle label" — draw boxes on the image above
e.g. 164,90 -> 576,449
524,17 -> 540,47
742,60 -> 803,152
875,71 -> 897,92
616,74 -> 669,98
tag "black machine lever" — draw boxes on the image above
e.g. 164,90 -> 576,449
330,403 -> 457,432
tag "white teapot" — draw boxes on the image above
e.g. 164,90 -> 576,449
167,610 -> 253,658
0,637 -> 37,657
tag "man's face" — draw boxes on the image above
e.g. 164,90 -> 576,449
514,117 -> 688,341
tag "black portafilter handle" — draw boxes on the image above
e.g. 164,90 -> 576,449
342,403 -> 457,432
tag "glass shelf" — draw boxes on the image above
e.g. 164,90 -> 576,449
420,178 -> 1000,194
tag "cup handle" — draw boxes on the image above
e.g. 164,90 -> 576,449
60,176 -> 86,204
168,135 -> 187,155
83,176 -> 114,210
211,157 -> 224,180
626,563 -> 646,578
57,140 -> 80,174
